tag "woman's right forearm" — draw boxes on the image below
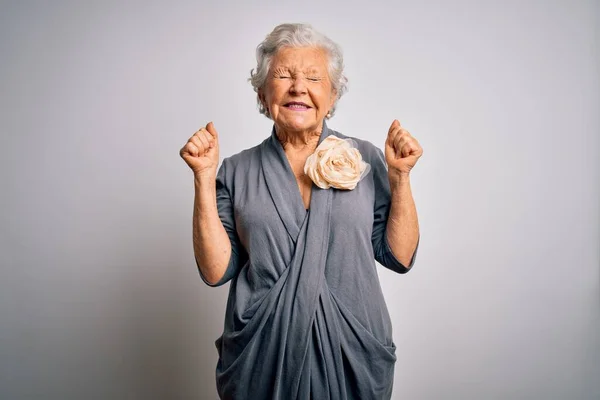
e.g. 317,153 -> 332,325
192,174 -> 231,285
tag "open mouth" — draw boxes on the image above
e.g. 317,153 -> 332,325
284,102 -> 311,110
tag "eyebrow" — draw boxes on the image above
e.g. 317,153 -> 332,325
304,68 -> 324,75
272,66 -> 325,75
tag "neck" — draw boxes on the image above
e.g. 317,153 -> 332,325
275,123 -> 324,151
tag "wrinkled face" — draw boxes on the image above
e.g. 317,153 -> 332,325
259,46 -> 337,134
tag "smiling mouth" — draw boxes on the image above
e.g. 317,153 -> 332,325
284,102 -> 311,110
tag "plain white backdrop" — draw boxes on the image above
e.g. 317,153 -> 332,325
1,0 -> 598,398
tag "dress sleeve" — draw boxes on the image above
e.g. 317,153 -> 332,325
198,158 -> 248,287
370,146 -> 419,273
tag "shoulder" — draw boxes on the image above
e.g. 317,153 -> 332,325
217,137 -> 268,193
328,129 -> 386,166
220,138 -> 266,174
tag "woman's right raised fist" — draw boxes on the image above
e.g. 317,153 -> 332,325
180,121 -> 220,178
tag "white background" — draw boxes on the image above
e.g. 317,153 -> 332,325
1,0 -> 598,398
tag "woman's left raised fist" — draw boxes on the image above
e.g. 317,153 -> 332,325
384,119 -> 423,177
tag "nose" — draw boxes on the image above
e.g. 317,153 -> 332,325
289,77 -> 307,95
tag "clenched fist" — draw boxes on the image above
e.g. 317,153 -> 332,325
180,121 -> 220,178
385,119 -> 423,177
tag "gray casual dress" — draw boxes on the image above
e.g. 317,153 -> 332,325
201,122 -> 419,400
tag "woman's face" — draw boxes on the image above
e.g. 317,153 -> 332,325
260,46 -> 337,135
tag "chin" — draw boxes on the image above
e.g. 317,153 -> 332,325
280,118 -> 321,133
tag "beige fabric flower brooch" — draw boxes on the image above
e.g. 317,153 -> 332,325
304,136 -> 371,190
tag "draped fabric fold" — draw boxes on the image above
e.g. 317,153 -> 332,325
212,123 -> 417,400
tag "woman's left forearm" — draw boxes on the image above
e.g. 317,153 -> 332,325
386,173 -> 420,267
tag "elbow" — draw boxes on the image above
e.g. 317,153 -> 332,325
374,233 -> 419,274
200,270 -> 225,286
390,237 -> 419,272
397,237 -> 419,272
195,256 -> 228,287
395,251 -> 416,271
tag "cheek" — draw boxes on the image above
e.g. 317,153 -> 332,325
314,85 -> 335,109
263,82 -> 283,104
264,89 -> 276,106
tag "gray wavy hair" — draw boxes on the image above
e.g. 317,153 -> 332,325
249,23 -> 348,119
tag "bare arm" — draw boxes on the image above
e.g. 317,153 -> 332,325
384,119 -> 423,268
180,122 -> 232,285
192,174 -> 231,285
386,173 -> 419,268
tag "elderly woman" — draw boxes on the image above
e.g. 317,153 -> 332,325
180,23 -> 422,400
